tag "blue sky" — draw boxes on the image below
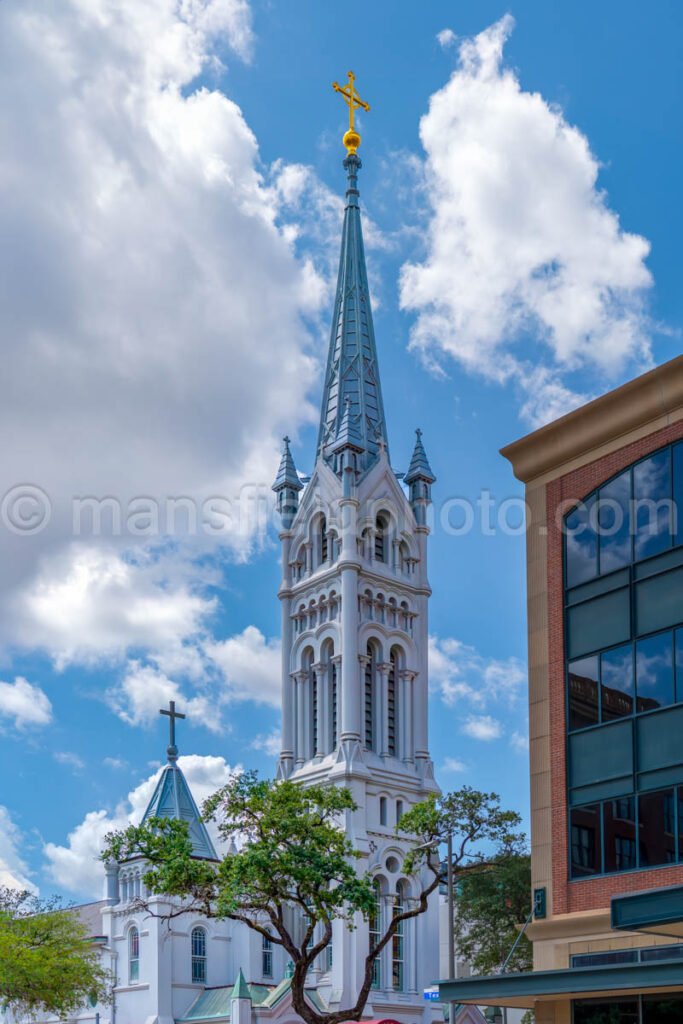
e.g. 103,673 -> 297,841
0,0 -> 680,899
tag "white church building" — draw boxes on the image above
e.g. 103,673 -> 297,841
20,130 -> 492,1024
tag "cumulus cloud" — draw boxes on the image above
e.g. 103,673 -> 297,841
510,730 -> 529,753
401,15 -> 653,425
462,715 -> 502,741
206,625 -> 281,706
54,751 -> 86,772
44,754 -> 237,897
13,545 -> 215,669
107,660 -> 223,732
440,756 -> 467,773
250,728 -> 281,758
0,807 -> 36,892
429,635 -> 526,708
0,677 -> 52,730
0,0 -> 335,659
437,28 -> 457,49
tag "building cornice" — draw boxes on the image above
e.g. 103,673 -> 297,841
501,355 -> 683,484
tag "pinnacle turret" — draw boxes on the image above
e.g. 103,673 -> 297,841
272,436 -> 303,529
405,428 -> 435,526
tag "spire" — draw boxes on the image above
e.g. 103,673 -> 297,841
272,436 -> 303,529
231,968 -> 251,1001
405,428 -> 435,527
405,428 -> 436,485
316,83 -> 389,475
140,702 -> 218,861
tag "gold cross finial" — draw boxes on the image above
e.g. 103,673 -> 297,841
332,71 -> 370,154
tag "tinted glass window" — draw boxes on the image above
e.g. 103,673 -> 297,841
674,442 -> 683,548
567,587 -> 630,660
634,450 -> 672,561
676,629 -> 683,703
566,496 -> 598,587
568,656 -> 600,730
636,566 -> 683,636
603,797 -> 636,872
642,994 -> 683,1023
639,789 -> 676,867
640,944 -> 683,962
573,999 -> 638,1024
570,804 -> 601,877
601,644 -> 634,721
636,632 -> 674,712
599,471 -> 631,573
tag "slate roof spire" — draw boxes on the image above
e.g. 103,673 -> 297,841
316,152 -> 389,474
140,701 -> 218,862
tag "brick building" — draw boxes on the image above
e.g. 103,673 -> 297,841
438,356 -> 683,1023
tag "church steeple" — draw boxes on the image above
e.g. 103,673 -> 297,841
315,99 -> 389,474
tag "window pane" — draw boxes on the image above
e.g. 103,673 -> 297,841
634,450 -> 672,561
568,656 -> 600,730
599,472 -> 631,573
636,632 -> 674,712
642,994 -> 683,1023
572,950 -> 637,968
603,797 -> 636,872
675,628 -> 683,703
674,442 -> 683,548
638,788 -> 676,867
573,1000 -> 639,1024
640,944 -> 683,962
570,804 -> 601,877
567,587 -> 630,660
636,566 -> 683,636
566,497 -> 598,587
601,645 -> 634,721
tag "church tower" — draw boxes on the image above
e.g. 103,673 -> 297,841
272,74 -> 440,1020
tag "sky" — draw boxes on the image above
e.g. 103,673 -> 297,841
0,0 -> 681,900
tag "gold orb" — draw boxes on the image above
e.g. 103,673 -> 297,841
343,128 -> 361,154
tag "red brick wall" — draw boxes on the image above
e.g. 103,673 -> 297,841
545,418 -> 683,915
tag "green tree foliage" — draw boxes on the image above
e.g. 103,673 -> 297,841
103,772 -> 523,1024
0,887 -> 111,1019
451,850 -> 532,975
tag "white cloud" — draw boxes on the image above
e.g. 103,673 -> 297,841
103,757 -> 128,770
510,730 -> 529,753
0,677 -> 52,730
440,756 -> 467,773
0,806 -> 36,892
54,751 -> 85,771
44,754 -> 237,897
14,546 -> 215,670
400,15 -> 653,425
0,0 -> 334,656
250,728 -> 281,758
437,28 -> 457,49
107,661 -> 222,733
462,715 -> 502,741
429,635 -> 526,708
206,625 -> 281,706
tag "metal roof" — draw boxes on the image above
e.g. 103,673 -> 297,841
142,761 -> 218,861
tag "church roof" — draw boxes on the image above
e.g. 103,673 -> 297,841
141,758 -> 218,862
231,968 -> 251,1000
315,153 -> 389,474
176,978 -> 327,1021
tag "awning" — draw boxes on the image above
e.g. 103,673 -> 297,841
437,959 -> 683,1010
612,884 -> 683,938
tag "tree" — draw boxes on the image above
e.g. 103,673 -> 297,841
102,772 -> 523,1024
451,850 -> 532,975
0,887 -> 112,1019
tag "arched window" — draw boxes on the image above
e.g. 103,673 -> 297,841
399,540 -> 410,574
308,653 -> 317,760
364,644 -> 375,751
319,515 -> 328,565
392,882 -> 406,990
369,880 -> 382,988
387,650 -> 398,757
375,513 -> 388,563
128,926 -> 140,983
191,926 -> 207,984
331,658 -> 338,749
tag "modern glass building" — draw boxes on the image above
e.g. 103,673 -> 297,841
438,355 -> 683,1023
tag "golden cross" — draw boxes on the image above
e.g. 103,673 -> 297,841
332,71 -> 370,153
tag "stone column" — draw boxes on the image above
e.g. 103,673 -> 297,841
295,671 -> 307,767
377,662 -> 390,757
400,670 -> 416,765
314,661 -> 326,758
278,539 -> 294,777
339,488 -> 361,744
331,654 -> 342,749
